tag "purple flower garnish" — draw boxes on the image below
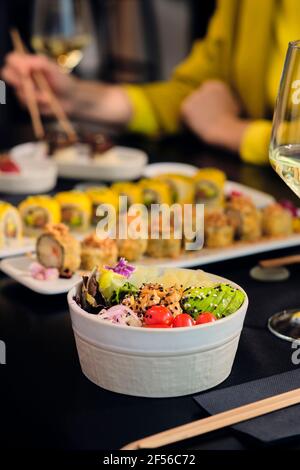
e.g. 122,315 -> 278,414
105,258 -> 135,278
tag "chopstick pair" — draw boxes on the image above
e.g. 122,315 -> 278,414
121,387 -> 300,450
10,28 -> 77,141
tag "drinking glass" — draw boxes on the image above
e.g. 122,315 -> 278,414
31,0 -> 93,72
269,40 -> 300,341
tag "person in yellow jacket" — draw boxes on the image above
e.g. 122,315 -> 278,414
2,0 -> 299,165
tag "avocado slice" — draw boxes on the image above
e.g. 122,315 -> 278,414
181,284 -> 245,319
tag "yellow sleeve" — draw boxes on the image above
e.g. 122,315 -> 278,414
240,120 -> 272,165
124,0 -> 227,135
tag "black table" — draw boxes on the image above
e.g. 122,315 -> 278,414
1,127 -> 300,454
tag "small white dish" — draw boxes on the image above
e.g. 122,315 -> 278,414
143,162 -> 198,178
1,143 -> 57,194
0,238 -> 35,259
0,255 -> 81,295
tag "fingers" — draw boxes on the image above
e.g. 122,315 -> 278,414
4,52 -> 52,77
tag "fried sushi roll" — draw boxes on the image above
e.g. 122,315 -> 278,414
117,213 -> 148,261
139,179 -> 172,208
155,174 -> 195,204
86,186 -> 119,225
194,168 -> 226,207
204,210 -> 234,248
81,234 -> 118,271
19,195 -> 61,237
262,203 -> 293,237
225,194 -> 262,241
55,191 -> 91,231
111,182 -> 142,211
36,223 -> 81,278
0,202 -> 22,247
146,236 -> 181,259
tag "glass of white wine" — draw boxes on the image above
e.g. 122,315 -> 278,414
31,0 -> 93,72
269,40 -> 300,341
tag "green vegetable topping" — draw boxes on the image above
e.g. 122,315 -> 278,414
181,284 -> 245,319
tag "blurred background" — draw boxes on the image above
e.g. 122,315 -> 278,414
0,0 -> 215,128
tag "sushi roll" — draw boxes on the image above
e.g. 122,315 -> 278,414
81,234 -> 118,271
19,195 -> 61,237
204,210 -> 234,248
111,182 -> 142,211
36,223 -> 81,278
194,168 -> 226,207
55,191 -> 91,231
117,214 -> 148,261
225,194 -> 262,241
146,213 -> 182,258
262,203 -> 293,237
0,202 -> 22,247
139,179 -> 172,208
86,186 -> 119,225
155,174 -> 195,204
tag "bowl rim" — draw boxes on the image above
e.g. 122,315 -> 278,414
67,273 -> 249,333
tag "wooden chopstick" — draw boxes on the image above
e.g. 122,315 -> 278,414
10,29 -> 77,141
10,29 -> 44,139
260,254 -> 300,269
121,388 -> 300,450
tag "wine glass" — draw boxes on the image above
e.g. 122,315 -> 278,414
31,0 -> 93,72
269,40 -> 300,341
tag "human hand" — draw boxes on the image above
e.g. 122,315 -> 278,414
180,80 -> 250,153
1,52 -> 76,115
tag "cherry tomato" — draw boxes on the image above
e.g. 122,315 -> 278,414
173,313 -> 195,328
144,324 -> 173,329
144,305 -> 173,326
195,312 -> 217,325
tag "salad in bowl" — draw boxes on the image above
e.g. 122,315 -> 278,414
74,258 -> 246,329
68,260 -> 248,397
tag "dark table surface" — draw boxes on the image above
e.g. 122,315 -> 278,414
0,126 -> 300,452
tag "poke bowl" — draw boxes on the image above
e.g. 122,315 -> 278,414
67,262 -> 248,397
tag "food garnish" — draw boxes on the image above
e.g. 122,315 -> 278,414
75,260 -> 245,328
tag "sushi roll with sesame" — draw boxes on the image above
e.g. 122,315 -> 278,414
85,186 -> 119,225
262,203 -> 293,237
36,223 -> 81,278
0,202 -> 22,247
55,191 -> 91,232
139,179 -> 172,208
204,210 -> 234,248
225,194 -> 262,241
19,195 -> 61,237
154,174 -> 195,204
194,168 -> 226,207
81,233 -> 118,271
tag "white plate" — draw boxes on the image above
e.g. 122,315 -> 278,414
143,162 -> 275,208
56,146 -> 148,181
11,142 -> 148,181
0,238 -> 35,259
135,234 -> 300,268
0,256 -> 81,295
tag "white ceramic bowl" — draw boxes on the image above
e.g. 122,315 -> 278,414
67,271 -> 248,398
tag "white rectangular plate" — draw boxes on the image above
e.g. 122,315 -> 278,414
0,238 -> 35,259
0,256 -> 81,295
135,234 -> 300,268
